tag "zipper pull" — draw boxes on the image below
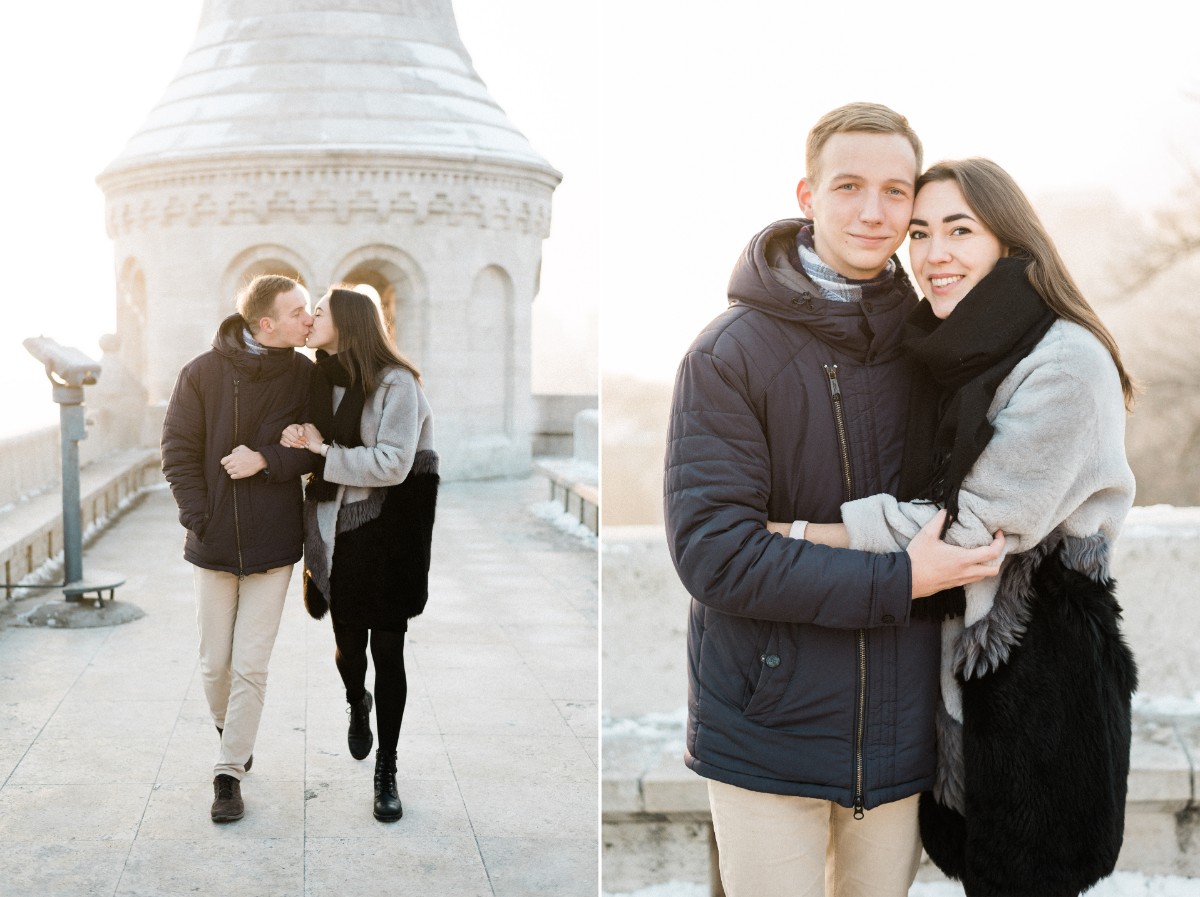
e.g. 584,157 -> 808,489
825,365 -> 841,396
853,800 -> 864,820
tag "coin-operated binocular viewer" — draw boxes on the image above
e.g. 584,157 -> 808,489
23,336 -> 124,603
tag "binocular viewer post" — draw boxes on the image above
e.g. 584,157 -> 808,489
22,336 -> 123,603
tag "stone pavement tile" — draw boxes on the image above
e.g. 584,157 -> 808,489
0,629 -> 107,702
116,837 -> 303,897
444,734 -> 596,785
8,734 -> 167,786
580,736 -> 598,765
137,779 -> 305,839
556,699 -> 599,738
526,664 -> 598,704
458,781 -> 597,839
478,835 -> 598,897
422,664 -> 548,703
0,737 -> 34,782
67,654 -> 193,703
303,835 -> 492,897
306,733 -> 455,783
40,698 -> 180,742
304,778 -> 471,838
432,696 -> 579,737
0,783 -> 151,841
503,622 -> 596,648
0,841 -> 130,897
0,699 -> 58,741
157,723 -> 224,784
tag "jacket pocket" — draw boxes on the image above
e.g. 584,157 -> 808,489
741,623 -> 788,723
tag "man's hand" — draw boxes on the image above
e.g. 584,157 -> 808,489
221,445 -> 267,479
907,510 -> 1004,599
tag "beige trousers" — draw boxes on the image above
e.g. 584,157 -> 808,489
707,780 -> 922,897
193,564 -> 293,780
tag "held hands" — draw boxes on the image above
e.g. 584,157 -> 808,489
220,445 -> 267,479
907,510 -> 1004,599
280,424 -> 306,449
279,423 -> 327,455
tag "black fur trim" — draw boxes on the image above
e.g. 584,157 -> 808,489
302,569 -> 329,620
922,546 -> 1137,896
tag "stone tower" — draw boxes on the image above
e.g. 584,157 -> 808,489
96,0 -> 560,479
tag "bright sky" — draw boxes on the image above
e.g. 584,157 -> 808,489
0,0 -> 600,433
0,1 -> 1196,434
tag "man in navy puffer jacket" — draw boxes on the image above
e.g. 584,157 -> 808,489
665,103 -> 1003,897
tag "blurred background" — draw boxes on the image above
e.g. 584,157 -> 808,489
599,0 -> 1200,524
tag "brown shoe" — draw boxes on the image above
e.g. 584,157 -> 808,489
211,774 -> 244,822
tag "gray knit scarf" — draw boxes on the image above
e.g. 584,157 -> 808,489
797,236 -> 896,304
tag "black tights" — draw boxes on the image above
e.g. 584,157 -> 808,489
332,621 -> 407,755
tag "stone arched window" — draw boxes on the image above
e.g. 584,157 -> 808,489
468,265 -> 515,437
332,245 -> 428,365
221,245 -> 313,311
116,259 -> 148,383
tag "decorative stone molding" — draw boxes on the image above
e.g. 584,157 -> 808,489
100,157 -> 556,239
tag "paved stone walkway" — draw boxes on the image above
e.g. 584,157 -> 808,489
0,476 -> 598,896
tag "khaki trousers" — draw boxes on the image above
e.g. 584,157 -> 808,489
193,565 -> 292,780
707,780 -> 922,897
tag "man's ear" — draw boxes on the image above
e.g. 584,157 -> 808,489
796,177 -> 816,217
257,316 -> 275,336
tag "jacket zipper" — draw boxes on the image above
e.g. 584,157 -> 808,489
826,364 -> 867,819
232,379 -> 245,580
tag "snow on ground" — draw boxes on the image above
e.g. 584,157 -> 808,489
603,871 -> 1200,897
530,499 -> 597,549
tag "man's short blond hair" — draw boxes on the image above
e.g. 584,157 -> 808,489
805,102 -> 923,185
237,274 -> 299,335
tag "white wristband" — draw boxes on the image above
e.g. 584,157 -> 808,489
789,519 -> 808,540
320,443 -> 330,458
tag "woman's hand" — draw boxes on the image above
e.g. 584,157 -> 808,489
280,424 -> 307,449
302,423 -> 326,455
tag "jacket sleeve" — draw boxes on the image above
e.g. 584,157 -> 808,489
664,348 -> 912,629
321,371 -> 421,488
160,365 -> 210,536
841,356 -> 1103,557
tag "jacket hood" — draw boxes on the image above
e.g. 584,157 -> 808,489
211,313 -> 302,381
727,218 -> 917,361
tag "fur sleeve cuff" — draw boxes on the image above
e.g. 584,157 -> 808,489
842,494 -> 926,553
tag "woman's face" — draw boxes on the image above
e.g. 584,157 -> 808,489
307,297 -> 338,351
908,179 -> 1006,319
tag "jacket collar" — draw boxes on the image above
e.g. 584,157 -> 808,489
211,314 -> 300,380
727,218 -> 917,363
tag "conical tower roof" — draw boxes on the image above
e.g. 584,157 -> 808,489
101,0 -> 556,180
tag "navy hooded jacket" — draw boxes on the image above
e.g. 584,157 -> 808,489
161,315 -> 316,576
664,219 -> 940,810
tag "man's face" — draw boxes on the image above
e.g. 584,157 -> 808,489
258,287 -> 313,348
796,131 -> 917,280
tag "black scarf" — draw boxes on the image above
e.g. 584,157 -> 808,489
901,257 -> 1057,621
306,351 -> 367,503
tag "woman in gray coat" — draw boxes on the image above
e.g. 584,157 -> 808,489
770,158 -> 1137,897
282,287 -> 438,822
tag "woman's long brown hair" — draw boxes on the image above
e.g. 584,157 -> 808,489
326,286 -> 421,395
918,158 -> 1136,409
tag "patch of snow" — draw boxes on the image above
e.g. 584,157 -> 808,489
530,500 -> 596,550
1133,692 -> 1200,716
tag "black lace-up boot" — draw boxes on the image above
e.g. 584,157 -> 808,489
347,691 -> 374,760
373,749 -> 402,822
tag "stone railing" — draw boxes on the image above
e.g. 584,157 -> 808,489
0,448 -> 162,599
601,507 -> 1200,893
